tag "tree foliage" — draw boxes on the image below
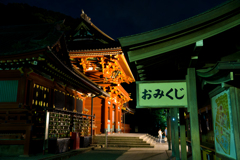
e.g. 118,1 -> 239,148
135,108 -> 167,136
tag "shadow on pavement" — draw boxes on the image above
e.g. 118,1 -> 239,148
68,149 -> 129,160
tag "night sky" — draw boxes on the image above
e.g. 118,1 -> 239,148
2,0 -> 228,109
2,0 -> 227,40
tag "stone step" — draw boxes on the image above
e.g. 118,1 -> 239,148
94,139 -> 145,141
93,139 -> 144,142
92,134 -> 153,148
94,139 -> 142,141
93,142 -> 151,145
93,136 -> 140,139
105,144 -> 154,148
94,137 -> 141,139
93,140 -> 148,143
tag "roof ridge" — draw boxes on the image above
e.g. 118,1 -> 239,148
118,0 -> 234,39
80,9 -> 115,41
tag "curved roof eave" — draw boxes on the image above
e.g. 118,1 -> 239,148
119,54 -> 135,81
47,47 -> 110,97
118,0 -> 240,62
119,0 -> 239,46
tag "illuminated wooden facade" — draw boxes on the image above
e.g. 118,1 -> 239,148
68,11 -> 135,134
0,21 -> 109,156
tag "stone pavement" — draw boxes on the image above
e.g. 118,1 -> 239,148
68,140 -> 176,160
0,146 -> 94,160
0,133 -> 192,160
115,141 -> 172,160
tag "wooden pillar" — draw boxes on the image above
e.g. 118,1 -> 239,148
229,87 -> 240,160
123,112 -> 125,133
186,118 -> 191,140
167,109 -> 171,150
24,126 -> 31,156
186,68 -> 201,160
109,100 -> 113,133
120,108 -> 122,132
180,108 -> 187,160
104,98 -> 108,133
74,92 -> 76,111
170,108 -> 175,157
115,105 -> 118,133
82,99 -> 86,114
172,108 -> 180,160
91,96 -> 94,137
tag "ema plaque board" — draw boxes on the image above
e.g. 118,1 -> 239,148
211,89 -> 237,159
136,81 -> 188,108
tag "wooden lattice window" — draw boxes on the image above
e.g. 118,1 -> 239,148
32,84 -> 50,108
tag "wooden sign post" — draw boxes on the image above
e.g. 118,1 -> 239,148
186,68 -> 201,160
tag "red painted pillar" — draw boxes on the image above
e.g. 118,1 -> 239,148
120,107 -> 122,132
109,99 -> 113,134
104,98 -> 108,133
115,104 -> 118,133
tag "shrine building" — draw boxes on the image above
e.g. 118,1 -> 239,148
0,10 -> 135,157
67,10 -> 135,134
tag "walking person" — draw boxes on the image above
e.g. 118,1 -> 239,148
158,129 -> 163,143
164,127 -> 167,142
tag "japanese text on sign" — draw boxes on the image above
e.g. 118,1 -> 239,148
137,81 -> 188,107
142,88 -> 185,100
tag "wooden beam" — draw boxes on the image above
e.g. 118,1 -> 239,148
189,40 -> 203,68
120,0 -> 240,62
186,68 -> 201,160
0,140 -> 25,145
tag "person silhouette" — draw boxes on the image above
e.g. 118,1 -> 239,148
164,127 -> 167,141
158,129 -> 163,143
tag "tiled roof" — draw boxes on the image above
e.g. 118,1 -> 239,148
67,12 -> 120,50
0,21 -> 64,56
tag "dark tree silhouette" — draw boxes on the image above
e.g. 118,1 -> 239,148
0,3 -> 80,32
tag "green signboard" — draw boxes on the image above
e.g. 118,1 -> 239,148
136,81 -> 188,108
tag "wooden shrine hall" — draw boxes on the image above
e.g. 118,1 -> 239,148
67,10 -> 135,134
0,11 -> 135,157
0,21 -> 106,157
